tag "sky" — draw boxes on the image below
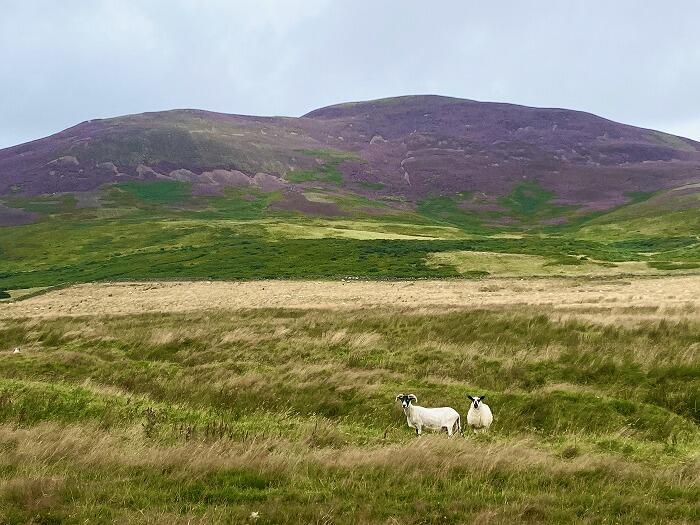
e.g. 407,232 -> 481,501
2,0 -> 700,148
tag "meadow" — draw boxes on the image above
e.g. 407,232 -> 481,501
0,279 -> 698,524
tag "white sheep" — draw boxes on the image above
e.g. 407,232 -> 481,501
395,394 -> 462,436
12,347 -> 21,354
466,395 -> 493,433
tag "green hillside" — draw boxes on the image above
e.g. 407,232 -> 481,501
0,182 -> 699,296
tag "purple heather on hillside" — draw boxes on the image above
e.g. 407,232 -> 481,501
1,96 -> 699,214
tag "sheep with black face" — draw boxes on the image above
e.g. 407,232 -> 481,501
395,394 -> 461,437
466,395 -> 493,433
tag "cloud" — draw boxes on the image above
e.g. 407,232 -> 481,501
1,0 -> 699,148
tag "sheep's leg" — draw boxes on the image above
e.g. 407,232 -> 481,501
415,426 -> 422,437
450,418 -> 461,437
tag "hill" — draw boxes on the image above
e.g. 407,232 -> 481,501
0,96 -> 699,293
2,95 -> 700,218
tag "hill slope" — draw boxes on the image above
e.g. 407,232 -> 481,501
1,96 -> 699,292
2,95 -> 700,219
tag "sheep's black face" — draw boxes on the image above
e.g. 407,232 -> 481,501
396,394 -> 415,408
467,395 -> 484,410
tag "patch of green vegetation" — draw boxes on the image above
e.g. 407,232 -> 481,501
501,181 -> 553,215
331,192 -> 392,212
190,188 -> 283,220
625,191 -> 656,205
543,190 -> 651,236
648,261 -> 700,271
417,184 -> 582,232
417,192 -> 488,233
0,234 -> 463,290
285,164 -> 344,185
116,180 -> 192,205
498,181 -> 577,223
609,237 -> 698,253
580,208 -> 700,240
576,186 -> 700,240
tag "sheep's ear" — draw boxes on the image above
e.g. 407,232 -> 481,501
408,394 -> 417,402
467,395 -> 474,401
480,395 -> 486,400
395,394 -> 403,401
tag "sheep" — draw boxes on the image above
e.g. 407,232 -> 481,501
395,394 -> 461,437
466,395 -> 493,433
12,347 -> 20,354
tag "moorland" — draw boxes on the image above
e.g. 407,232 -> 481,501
0,95 -> 698,523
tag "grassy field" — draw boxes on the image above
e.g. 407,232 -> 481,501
0,279 -> 698,523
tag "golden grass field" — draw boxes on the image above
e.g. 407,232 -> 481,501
4,275 -> 698,324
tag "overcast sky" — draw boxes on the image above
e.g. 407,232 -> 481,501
2,0 -> 699,148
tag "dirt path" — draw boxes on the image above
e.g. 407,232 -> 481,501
2,276 -> 698,323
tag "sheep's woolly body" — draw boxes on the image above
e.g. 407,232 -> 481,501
466,403 -> 493,432
403,404 -> 461,436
